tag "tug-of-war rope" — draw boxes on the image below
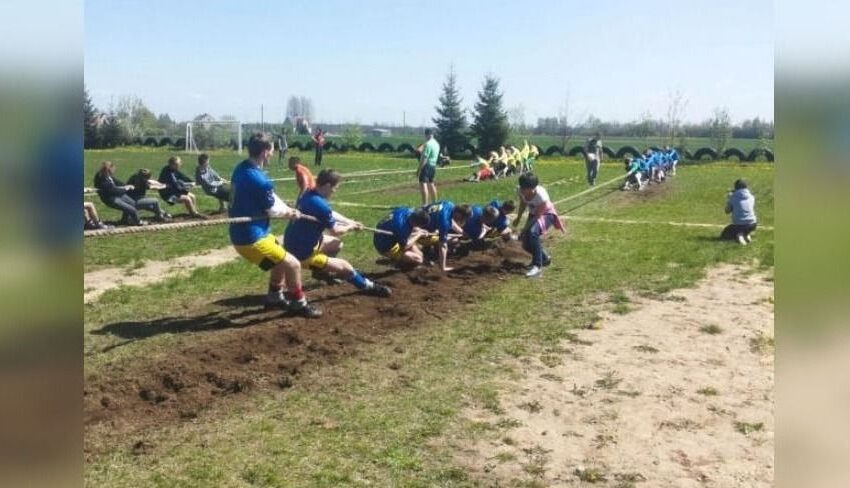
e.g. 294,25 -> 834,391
84,214 -> 394,238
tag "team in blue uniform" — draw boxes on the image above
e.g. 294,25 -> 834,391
284,169 -> 392,297
420,200 -> 472,272
229,133 -> 321,318
372,207 -> 431,266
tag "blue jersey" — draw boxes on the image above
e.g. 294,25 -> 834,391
423,200 -> 455,243
487,199 -> 510,231
666,149 -> 679,161
284,189 -> 335,260
229,160 -> 275,245
633,157 -> 648,172
373,207 -> 415,253
462,205 -> 485,241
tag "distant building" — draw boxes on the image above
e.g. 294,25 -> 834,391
370,128 -> 392,137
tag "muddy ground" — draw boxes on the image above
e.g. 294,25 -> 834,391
84,240 -> 531,455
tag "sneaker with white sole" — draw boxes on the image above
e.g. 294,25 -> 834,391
264,291 -> 290,310
745,234 -> 753,243
288,300 -> 323,318
525,266 -> 543,278
737,234 -> 748,245
364,283 -> 392,297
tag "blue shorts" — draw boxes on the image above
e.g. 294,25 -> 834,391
418,164 -> 436,183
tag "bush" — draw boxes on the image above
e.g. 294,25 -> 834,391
158,137 -> 174,147
143,137 -> 159,147
602,146 -> 616,158
358,142 -> 375,152
130,136 -> 144,146
377,142 -> 395,152
397,143 -> 415,153
173,137 -> 186,149
463,143 -> 477,155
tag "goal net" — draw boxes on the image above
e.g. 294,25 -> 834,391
185,120 -> 243,152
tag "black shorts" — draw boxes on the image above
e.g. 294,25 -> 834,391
418,164 -> 436,183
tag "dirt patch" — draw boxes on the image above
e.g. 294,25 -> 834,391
84,247 -> 238,303
458,265 -> 774,487
84,240 -> 531,455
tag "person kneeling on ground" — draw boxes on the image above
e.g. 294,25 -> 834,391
230,132 -> 321,318
664,145 -> 680,176
513,173 -> 565,278
620,156 -> 644,191
420,200 -> 471,272
285,169 -> 392,297
467,156 -> 496,182
482,199 -> 516,241
373,207 -> 432,267
158,156 -> 206,219
721,179 -> 758,245
195,153 -> 231,213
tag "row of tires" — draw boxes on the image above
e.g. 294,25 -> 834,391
540,145 -> 774,162
129,137 -> 774,162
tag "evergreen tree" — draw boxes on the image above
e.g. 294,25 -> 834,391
100,112 -> 126,148
432,67 -> 469,156
83,86 -> 100,148
470,75 -> 510,155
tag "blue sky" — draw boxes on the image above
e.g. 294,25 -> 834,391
85,0 -> 774,125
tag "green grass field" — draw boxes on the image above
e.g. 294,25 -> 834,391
84,148 -> 773,486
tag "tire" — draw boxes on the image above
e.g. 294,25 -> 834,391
615,146 -> 640,159
723,148 -> 747,161
692,147 -> 718,161
567,145 -> 585,157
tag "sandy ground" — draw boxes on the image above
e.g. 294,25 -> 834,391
459,265 -> 774,487
84,247 -> 238,303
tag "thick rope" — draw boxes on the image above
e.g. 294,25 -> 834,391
83,213 -> 395,238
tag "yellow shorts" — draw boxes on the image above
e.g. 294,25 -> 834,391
301,248 -> 329,270
382,243 -> 404,261
234,234 -> 286,271
418,235 -> 440,247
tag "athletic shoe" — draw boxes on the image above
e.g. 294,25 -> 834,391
525,266 -> 543,278
745,234 -> 753,243
542,256 -> 552,267
737,234 -> 748,245
364,283 -> 392,298
263,290 -> 290,310
288,300 -> 323,318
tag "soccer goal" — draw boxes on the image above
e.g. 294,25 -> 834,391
185,120 -> 243,153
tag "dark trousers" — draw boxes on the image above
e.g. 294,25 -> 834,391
720,222 -> 757,240
522,214 -> 555,267
315,147 -> 323,166
102,194 -> 141,224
